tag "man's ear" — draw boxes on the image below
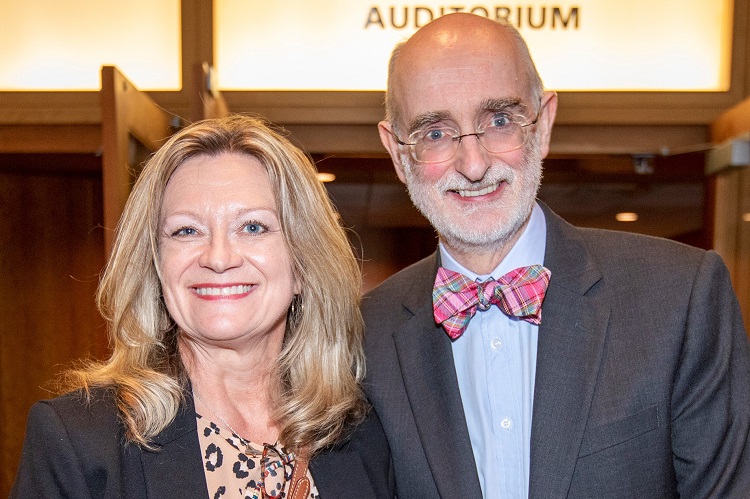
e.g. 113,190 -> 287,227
378,120 -> 408,184
536,91 -> 558,158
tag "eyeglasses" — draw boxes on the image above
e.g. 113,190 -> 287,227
391,106 -> 540,164
258,443 -> 295,498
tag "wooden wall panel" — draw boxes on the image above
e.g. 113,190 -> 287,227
713,167 -> 750,333
0,154 -> 106,497
738,170 -> 750,330
710,95 -> 750,333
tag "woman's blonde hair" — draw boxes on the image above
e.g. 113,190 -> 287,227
67,115 -> 367,455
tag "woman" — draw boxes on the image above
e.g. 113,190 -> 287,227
12,115 -> 393,498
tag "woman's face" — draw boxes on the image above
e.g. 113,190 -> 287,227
158,152 -> 299,350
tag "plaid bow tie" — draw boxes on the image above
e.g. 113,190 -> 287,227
433,265 -> 551,340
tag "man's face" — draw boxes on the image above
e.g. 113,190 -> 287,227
380,19 -> 555,255
400,132 -> 544,254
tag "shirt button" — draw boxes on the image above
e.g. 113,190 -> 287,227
501,418 -> 513,430
491,338 -> 503,349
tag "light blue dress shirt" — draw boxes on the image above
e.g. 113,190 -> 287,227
440,203 -> 547,499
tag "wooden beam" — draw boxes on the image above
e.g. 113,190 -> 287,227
0,124 -> 100,154
100,66 -> 173,254
190,63 -> 229,122
710,97 -> 750,143
282,123 -> 710,156
0,92 -> 99,125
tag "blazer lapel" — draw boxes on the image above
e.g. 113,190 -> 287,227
529,205 -> 610,498
393,253 -> 484,498
140,392 -> 209,498
311,452 -> 379,498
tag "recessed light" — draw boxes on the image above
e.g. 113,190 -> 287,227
742,213 -> 750,222
317,172 -> 336,183
616,212 -> 638,222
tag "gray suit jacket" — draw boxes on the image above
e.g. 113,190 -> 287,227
362,203 -> 750,498
12,387 -> 394,498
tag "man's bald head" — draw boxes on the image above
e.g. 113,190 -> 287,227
384,13 -> 544,130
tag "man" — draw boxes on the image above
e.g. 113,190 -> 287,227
362,12 -> 750,498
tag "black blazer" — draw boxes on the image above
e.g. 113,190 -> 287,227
11,388 -> 394,498
362,203 -> 750,498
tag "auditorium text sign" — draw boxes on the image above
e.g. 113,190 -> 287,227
215,0 -> 733,91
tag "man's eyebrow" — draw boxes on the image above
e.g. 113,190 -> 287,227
406,111 -> 451,134
478,98 -> 527,115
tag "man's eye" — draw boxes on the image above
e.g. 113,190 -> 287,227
421,128 -> 450,142
489,114 -> 512,128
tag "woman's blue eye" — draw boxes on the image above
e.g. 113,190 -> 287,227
172,226 -> 197,237
242,222 -> 267,234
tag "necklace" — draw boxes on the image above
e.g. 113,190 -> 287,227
193,391 -> 262,456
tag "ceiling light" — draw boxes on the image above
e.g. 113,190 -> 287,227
616,212 -> 639,222
317,172 -> 336,183
743,213 -> 750,222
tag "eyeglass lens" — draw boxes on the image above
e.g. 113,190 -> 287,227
413,121 -> 528,163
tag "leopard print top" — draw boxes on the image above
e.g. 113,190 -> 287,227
196,413 -> 319,499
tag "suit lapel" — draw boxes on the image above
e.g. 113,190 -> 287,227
393,254 -> 484,498
529,205 -> 610,498
140,392 -> 209,498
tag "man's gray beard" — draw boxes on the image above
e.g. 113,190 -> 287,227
402,138 -> 543,254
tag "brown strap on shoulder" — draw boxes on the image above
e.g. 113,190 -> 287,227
287,449 -> 311,499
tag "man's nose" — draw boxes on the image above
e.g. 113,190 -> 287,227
452,133 -> 492,182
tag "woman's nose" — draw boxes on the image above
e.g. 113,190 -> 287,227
198,235 -> 243,272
